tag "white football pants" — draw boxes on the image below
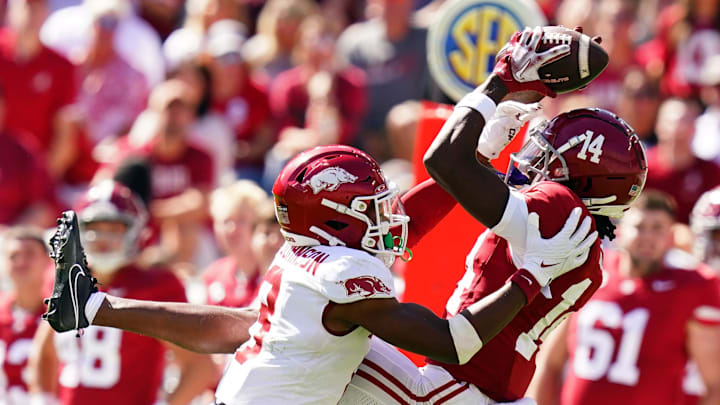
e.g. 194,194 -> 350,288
340,337 -> 537,405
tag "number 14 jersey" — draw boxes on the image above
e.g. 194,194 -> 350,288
562,249 -> 720,405
427,181 -> 604,402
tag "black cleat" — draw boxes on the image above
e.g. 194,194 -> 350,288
43,210 -> 98,334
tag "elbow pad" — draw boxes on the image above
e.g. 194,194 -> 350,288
448,314 -> 484,365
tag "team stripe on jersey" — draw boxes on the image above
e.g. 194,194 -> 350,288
356,359 -> 469,404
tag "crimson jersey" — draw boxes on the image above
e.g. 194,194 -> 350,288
0,28 -> 76,152
0,132 -> 56,224
0,294 -> 44,403
427,181 -> 603,402
561,249 -> 720,405
54,266 -> 186,405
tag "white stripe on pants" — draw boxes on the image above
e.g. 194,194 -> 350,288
340,337 -> 538,405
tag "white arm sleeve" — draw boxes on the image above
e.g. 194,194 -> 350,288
490,190 -> 529,268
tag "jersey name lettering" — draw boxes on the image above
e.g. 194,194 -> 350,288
277,245 -> 330,275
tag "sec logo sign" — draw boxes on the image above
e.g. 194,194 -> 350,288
427,0 -> 547,101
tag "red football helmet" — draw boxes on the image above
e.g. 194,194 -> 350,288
272,145 -> 409,264
75,180 -> 148,273
690,186 -> 720,268
507,108 -> 648,218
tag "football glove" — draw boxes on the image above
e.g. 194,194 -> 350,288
476,101 -> 542,160
493,26 -> 571,97
521,207 -> 597,286
43,211 -> 99,335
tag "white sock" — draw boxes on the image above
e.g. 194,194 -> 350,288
84,292 -> 107,325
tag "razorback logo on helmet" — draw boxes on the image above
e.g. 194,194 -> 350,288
306,167 -> 358,194
342,276 -> 391,297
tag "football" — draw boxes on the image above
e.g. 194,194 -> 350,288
536,26 -> 609,94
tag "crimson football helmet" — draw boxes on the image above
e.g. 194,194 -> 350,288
690,186 -> 720,268
272,145 -> 409,265
75,180 -> 148,273
507,108 -> 647,218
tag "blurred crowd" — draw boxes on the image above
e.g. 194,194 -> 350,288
2,0 -> 720,403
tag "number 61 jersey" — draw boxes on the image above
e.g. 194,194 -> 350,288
561,249 -> 720,405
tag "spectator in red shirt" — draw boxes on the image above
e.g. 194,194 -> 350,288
0,227 -> 53,404
262,15 -> 366,190
0,0 -> 76,178
645,98 -> 720,224
203,180 -> 268,308
97,79 -> 216,265
580,0 -> 640,109
0,85 -> 56,227
636,0 -> 720,98
74,5 -> 148,144
207,19 -> 273,181
270,15 -> 366,148
52,3 -> 148,186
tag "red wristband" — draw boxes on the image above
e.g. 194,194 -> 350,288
510,269 -> 542,303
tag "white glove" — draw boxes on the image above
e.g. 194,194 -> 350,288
476,101 -> 542,160
522,207 -> 598,286
508,26 -> 571,83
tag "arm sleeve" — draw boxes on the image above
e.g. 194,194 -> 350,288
490,189 -> 529,255
401,178 -> 458,249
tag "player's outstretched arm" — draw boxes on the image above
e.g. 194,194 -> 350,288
42,211 -> 257,354
424,27 -> 570,228
326,207 -> 596,365
92,296 -> 257,354
325,282 -> 528,364
423,74 -> 510,228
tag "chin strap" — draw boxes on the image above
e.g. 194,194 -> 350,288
581,195 -> 629,218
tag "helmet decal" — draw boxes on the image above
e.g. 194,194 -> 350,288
306,166 -> 358,194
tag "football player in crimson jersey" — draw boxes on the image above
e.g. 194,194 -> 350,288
0,227 -> 53,405
529,191 -> 720,405
680,185 -> 720,405
29,181 -> 219,405
41,28 -> 597,405
341,27 -> 649,404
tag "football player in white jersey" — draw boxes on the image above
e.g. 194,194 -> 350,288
42,34 -> 593,404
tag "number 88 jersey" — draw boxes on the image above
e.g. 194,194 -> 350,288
54,266 -> 187,405
562,249 -> 720,405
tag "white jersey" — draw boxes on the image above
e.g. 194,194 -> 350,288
215,243 -> 396,405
